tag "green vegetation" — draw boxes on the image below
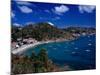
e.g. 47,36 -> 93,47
12,48 -> 59,74
12,22 -> 74,41
63,27 -> 95,34
11,22 -> 96,74
12,22 -> 95,42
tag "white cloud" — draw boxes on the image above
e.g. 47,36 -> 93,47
18,6 -> 33,13
47,22 -> 54,26
78,5 -> 95,13
11,12 -> 15,18
52,5 -> 69,15
13,23 -> 21,27
16,1 -> 32,5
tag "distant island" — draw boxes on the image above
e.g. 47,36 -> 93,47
11,22 -> 96,74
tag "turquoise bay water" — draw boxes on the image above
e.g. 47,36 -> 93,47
22,35 -> 96,70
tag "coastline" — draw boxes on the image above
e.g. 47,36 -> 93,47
12,40 -> 68,54
11,33 -> 95,55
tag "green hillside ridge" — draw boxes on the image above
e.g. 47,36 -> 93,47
12,22 -> 95,42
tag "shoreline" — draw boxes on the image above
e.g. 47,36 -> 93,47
12,33 -> 95,55
12,40 -> 68,54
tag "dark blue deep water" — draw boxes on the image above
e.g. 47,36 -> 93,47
22,35 -> 96,70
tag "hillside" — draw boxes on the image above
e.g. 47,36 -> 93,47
12,22 -> 74,41
12,22 -> 95,41
63,27 -> 95,35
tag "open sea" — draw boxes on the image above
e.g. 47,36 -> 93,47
22,34 -> 96,70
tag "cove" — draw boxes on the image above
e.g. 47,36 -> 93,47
22,35 -> 96,70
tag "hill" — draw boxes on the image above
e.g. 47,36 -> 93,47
12,22 -> 95,41
12,22 -> 74,41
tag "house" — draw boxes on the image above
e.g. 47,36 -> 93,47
22,38 -> 37,44
27,38 -> 37,44
72,33 -> 80,37
11,42 -> 19,50
17,38 -> 22,42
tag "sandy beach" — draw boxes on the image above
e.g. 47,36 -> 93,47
12,41 -> 55,54
11,39 -> 69,54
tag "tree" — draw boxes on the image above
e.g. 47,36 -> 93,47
30,51 -> 36,62
38,48 -> 48,68
12,48 -> 59,74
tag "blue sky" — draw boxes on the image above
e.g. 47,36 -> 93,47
11,1 -> 96,28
